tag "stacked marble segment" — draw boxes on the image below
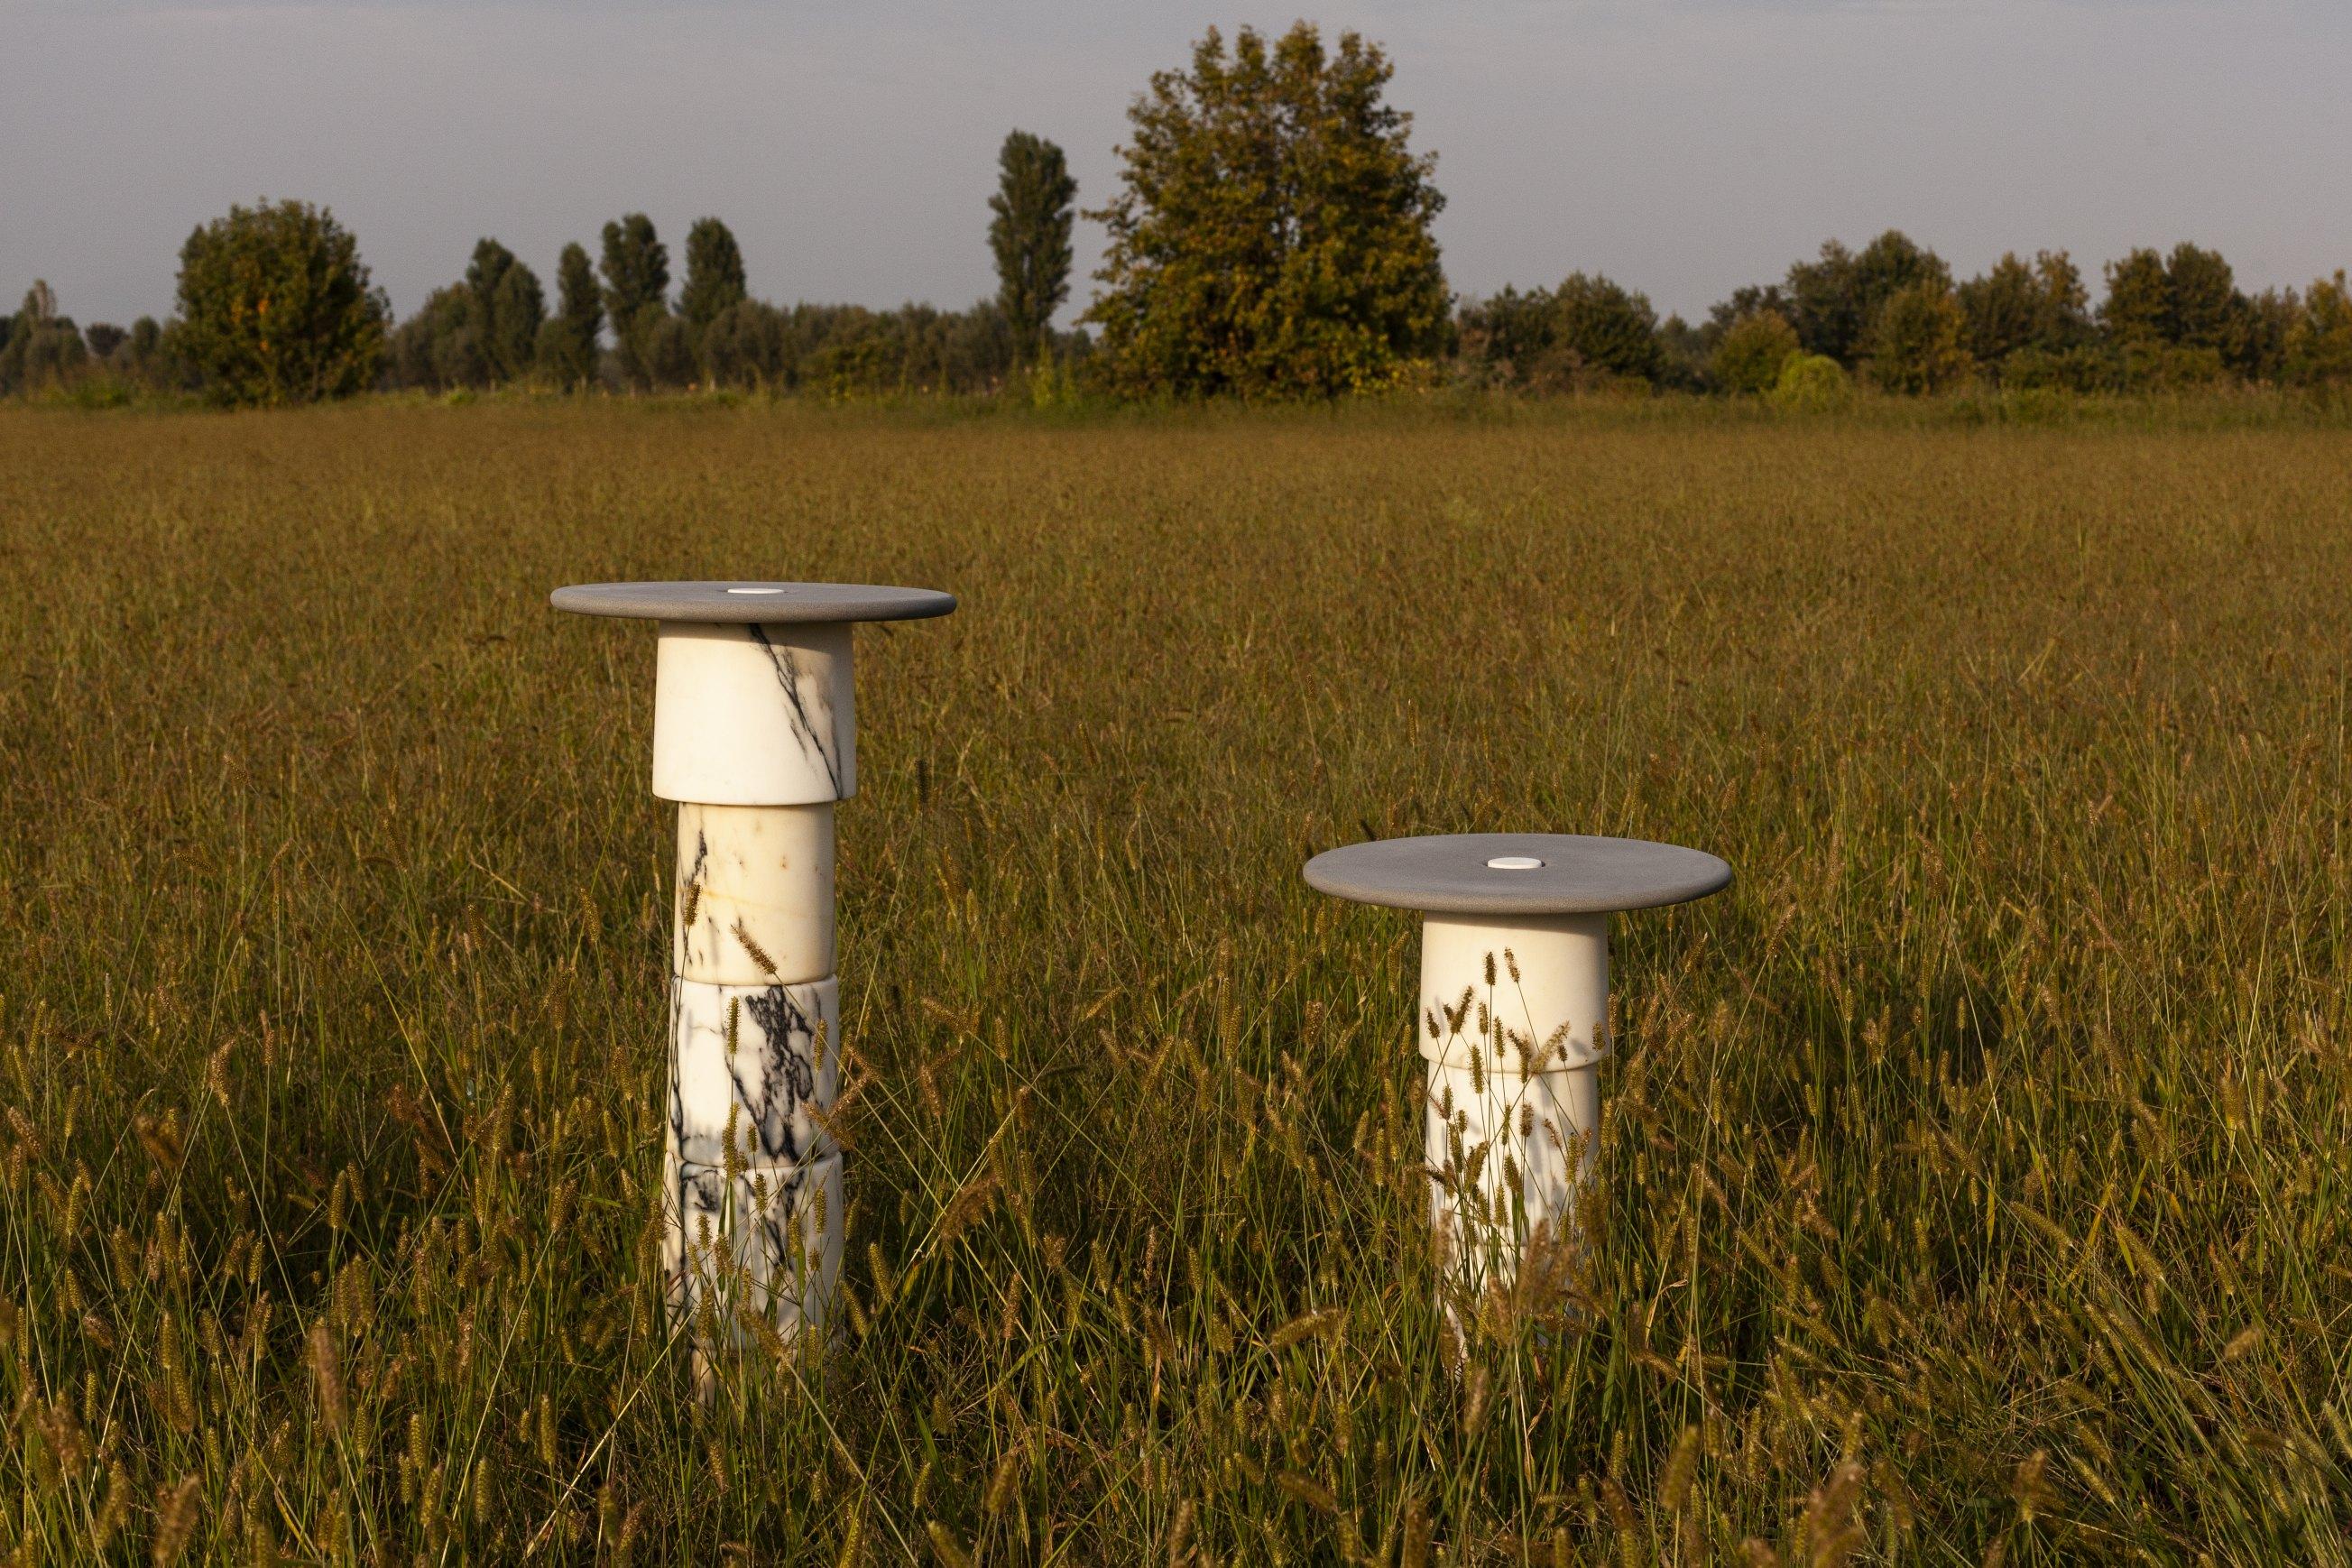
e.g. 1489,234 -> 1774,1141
657,623 -> 852,1343
1416,912 -> 1607,1286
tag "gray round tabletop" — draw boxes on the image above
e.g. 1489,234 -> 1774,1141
1304,833 -> 1731,917
550,581 -> 957,623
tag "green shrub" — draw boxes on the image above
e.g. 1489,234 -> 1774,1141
1712,310 -> 1800,394
1768,352 -> 1854,411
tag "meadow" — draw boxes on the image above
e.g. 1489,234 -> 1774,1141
1,398 -> 2347,1563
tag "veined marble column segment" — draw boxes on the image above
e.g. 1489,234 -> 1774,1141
652,620 -> 855,806
669,976 -> 840,1167
663,1147 -> 844,1347
1304,833 -> 1729,1295
553,581 -> 955,1364
676,802 -> 835,986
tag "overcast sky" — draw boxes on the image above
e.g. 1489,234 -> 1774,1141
6,0 -> 2348,328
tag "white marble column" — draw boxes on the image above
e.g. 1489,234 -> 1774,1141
1418,912 -> 1607,1291
1304,833 -> 1731,1298
553,582 -> 955,1360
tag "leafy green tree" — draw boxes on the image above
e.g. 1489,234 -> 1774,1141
84,323 -> 126,360
1454,276 -> 1660,391
2100,248 -> 2171,344
537,243 -> 603,389
2238,288 -> 2300,384
2285,272 -> 2352,386
0,281 -> 90,393
678,218 -> 748,332
641,310 -> 696,388
1654,314 -> 1710,391
989,130 -> 1078,363
1785,232 -> 1949,366
1958,251 -> 2091,376
1453,286 -> 1554,385
600,215 -> 669,384
1085,23 -> 1448,399
1957,254 -> 2038,364
388,286 -> 485,391
171,200 -> 387,405
126,317 -> 164,377
1707,283 -> 1789,337
464,239 -> 544,382
1868,281 -> 1971,393
2163,243 -> 2242,357
1783,240 -> 1859,361
1711,310 -> 1800,393
701,298 -> 787,388
489,265 -> 546,382
1550,273 -> 1664,384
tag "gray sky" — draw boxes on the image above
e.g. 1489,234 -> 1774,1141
7,0 -> 2348,328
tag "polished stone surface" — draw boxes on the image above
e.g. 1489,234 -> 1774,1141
1305,833 -> 1731,916
663,1148 -> 842,1344
675,802 -> 835,986
1419,912 -> 1610,1070
553,580 -> 956,623
653,621 -> 855,805
669,976 -> 840,1167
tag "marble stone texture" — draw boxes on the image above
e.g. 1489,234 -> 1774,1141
675,802 -> 835,986
1424,1059 -> 1599,1284
669,976 -> 840,1168
651,621 -> 856,806
662,1148 -> 844,1343
1418,912 -> 1610,1070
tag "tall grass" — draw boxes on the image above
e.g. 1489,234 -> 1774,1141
0,401 -> 2347,1562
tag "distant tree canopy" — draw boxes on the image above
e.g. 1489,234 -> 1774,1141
1955,251 -> 2089,366
1456,274 -> 1663,391
600,214 -> 669,388
16,49 -> 2352,411
1785,231 -> 1951,367
466,239 -> 545,382
599,214 -> 669,327
2286,272 -> 2352,386
1085,23 -> 1448,398
1711,310 -> 1800,394
989,131 -> 1078,362
172,199 -> 387,406
1868,281 -> 1971,394
0,281 -> 90,394
537,243 -> 603,389
678,218 -> 748,332
385,238 -> 545,391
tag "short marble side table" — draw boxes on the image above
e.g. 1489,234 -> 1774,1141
554,581 -> 955,1360
1304,834 -> 1729,1293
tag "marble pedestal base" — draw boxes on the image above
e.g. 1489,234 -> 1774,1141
662,1148 -> 844,1350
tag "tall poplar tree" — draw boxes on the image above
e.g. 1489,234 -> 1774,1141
678,218 -> 748,331
599,214 -> 669,385
537,242 -> 604,388
988,131 -> 1076,362
465,238 -> 544,382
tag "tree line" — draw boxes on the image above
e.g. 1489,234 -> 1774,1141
5,22 -> 2348,406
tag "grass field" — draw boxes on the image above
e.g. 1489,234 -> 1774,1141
2,400 -> 2347,1563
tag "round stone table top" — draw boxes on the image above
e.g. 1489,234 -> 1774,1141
1304,833 -> 1731,917
551,581 -> 957,623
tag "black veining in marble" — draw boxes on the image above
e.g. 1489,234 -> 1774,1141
745,624 -> 844,797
